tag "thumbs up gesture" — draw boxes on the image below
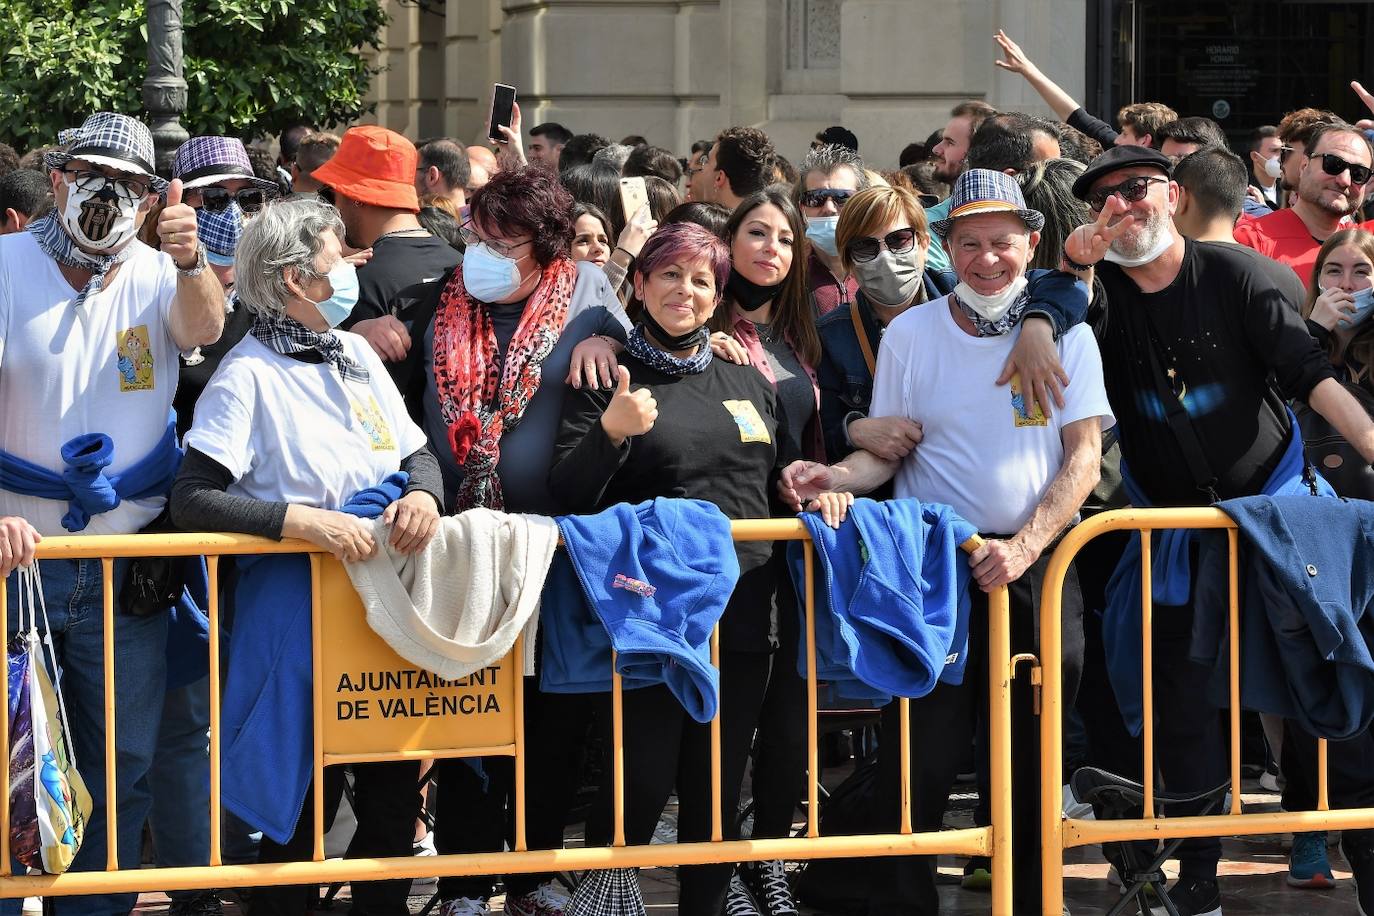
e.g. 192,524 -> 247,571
599,366 -> 658,446
157,178 -> 201,270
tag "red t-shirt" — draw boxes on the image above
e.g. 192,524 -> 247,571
1232,207 -> 1364,290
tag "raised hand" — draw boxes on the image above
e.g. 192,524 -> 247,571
1064,195 -> 1135,268
599,366 -> 658,445
993,29 -> 1038,77
157,179 -> 201,269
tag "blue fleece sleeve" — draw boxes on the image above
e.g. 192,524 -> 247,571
1020,269 -> 1090,339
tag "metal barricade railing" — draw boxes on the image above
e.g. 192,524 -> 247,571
0,521 -> 1016,914
1038,507 -> 1374,915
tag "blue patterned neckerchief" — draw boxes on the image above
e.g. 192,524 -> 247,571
625,324 -> 713,375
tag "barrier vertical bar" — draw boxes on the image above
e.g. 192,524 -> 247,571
1227,529 -> 1242,815
1140,532 -> 1154,819
1040,540 -> 1068,916
611,650 -> 625,847
804,542 -> 819,838
898,697 -> 912,834
1318,740 -> 1330,811
710,627 -> 722,843
310,555 -> 325,861
207,556 -> 223,865
0,575 -> 9,875
102,556 -> 118,870
513,632 -> 527,852
986,576 -> 1012,916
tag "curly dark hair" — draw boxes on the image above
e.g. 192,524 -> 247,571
714,126 -> 775,199
470,166 -> 575,267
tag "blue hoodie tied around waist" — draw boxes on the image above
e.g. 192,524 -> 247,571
221,472 -> 406,844
0,413 -> 182,532
1192,495 -> 1374,740
785,498 -> 978,703
1103,409 -> 1333,735
539,498 -> 739,724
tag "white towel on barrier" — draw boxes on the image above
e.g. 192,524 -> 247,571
343,509 -> 559,678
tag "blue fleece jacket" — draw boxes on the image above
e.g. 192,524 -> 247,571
1103,411 -> 1333,735
540,498 -> 738,723
1192,495 -> 1374,740
785,498 -> 977,702
220,473 -> 406,844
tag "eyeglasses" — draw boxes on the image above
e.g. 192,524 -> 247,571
1314,153 -> 1373,186
60,168 -> 150,203
846,227 -> 917,263
197,186 -> 276,214
800,188 -> 854,209
1278,145 -> 1296,164
458,222 -> 532,258
1085,175 -> 1168,212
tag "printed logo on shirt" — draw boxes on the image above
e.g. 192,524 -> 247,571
115,325 -> 155,392
612,574 -> 657,598
351,395 -> 397,451
722,400 -> 771,444
1009,373 -> 1047,428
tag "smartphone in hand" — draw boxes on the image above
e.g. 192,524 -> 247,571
619,176 -> 648,223
488,83 -> 517,143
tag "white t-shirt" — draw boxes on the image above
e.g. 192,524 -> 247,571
0,232 -> 179,535
868,296 -> 1115,534
185,332 -> 427,509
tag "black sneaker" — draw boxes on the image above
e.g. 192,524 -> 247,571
1344,831 -> 1374,916
167,892 -> 224,916
1151,877 -> 1221,916
738,860 -> 797,916
726,873 -> 762,916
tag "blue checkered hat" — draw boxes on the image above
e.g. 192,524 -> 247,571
930,168 -> 1045,238
197,204 -> 243,266
43,112 -> 168,192
173,136 -> 278,191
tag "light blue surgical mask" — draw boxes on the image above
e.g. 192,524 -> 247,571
1339,286 -> 1374,328
462,242 -> 524,302
805,215 -> 840,257
311,260 -> 359,328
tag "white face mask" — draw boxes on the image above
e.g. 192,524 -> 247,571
61,182 -> 140,252
1264,155 -> 1283,180
1104,215 -> 1175,268
953,275 -> 1027,323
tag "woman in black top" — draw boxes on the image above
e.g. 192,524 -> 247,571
550,222 -> 848,916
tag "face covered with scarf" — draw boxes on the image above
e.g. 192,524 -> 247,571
50,159 -> 156,253
944,211 -> 1040,327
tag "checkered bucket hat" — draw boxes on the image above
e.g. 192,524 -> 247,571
173,136 -> 278,191
44,112 -> 168,192
930,169 -> 1045,238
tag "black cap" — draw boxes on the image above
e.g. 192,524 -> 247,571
816,126 -> 859,152
1071,145 -> 1173,200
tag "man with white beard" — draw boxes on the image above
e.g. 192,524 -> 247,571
1063,144 -> 1374,916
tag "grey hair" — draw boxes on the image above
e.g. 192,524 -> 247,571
592,143 -> 634,172
1017,157 -> 1089,271
797,144 -> 870,192
235,197 -> 346,317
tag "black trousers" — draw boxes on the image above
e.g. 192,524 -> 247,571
250,760 -> 420,916
585,649 -> 779,916
866,551 -> 1084,915
1282,719 -> 1374,813
747,579 -> 808,841
434,681 -> 596,901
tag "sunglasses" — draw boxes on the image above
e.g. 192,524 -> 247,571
1085,175 -> 1168,212
60,168 -> 150,203
1278,144 -> 1296,164
198,186 -> 276,214
800,188 -> 854,209
1314,153 -> 1373,186
846,227 -> 917,263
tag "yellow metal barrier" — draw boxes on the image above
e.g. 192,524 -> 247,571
0,522 -> 1015,914
1038,508 -> 1374,915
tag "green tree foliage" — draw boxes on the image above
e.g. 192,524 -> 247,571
0,0 -> 386,151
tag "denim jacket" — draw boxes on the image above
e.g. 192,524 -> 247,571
816,268 -> 1089,462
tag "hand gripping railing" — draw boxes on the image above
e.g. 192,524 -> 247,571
0,521 -> 1016,914
1037,508 -> 1374,915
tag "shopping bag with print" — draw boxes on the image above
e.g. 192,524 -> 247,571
8,563 -> 92,874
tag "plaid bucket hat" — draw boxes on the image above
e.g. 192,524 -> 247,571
173,136 -> 279,191
43,112 -> 168,193
930,169 -> 1044,238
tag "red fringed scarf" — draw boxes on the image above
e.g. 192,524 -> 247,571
431,256 -> 578,509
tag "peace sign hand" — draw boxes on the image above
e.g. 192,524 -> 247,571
1063,195 -> 1135,269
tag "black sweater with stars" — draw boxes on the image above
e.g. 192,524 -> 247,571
1090,240 -> 1334,506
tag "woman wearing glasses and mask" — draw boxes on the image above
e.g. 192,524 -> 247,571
816,184 -> 1090,466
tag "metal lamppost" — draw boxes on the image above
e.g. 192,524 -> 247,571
143,0 -> 189,176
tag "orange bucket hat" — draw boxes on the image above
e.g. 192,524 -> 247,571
311,125 -> 420,212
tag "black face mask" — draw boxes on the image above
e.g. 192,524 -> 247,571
726,268 -> 782,312
639,307 -> 708,351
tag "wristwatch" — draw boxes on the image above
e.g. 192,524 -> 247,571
175,243 -> 208,278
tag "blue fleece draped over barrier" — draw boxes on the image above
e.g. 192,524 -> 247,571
540,499 -> 738,723
785,498 -> 977,702
220,472 -> 406,845
1103,412 -> 1332,735
0,415 -> 182,532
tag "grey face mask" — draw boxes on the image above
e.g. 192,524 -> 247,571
853,247 -> 924,307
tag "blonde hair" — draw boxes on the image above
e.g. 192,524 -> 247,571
834,185 -> 929,274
